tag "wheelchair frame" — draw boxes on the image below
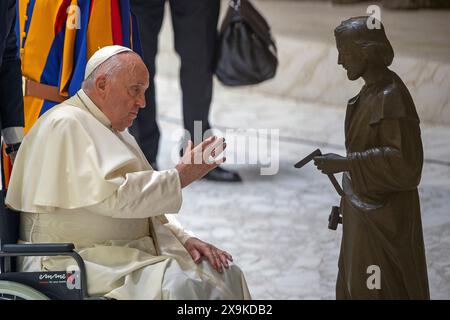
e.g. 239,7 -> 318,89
0,242 -> 89,300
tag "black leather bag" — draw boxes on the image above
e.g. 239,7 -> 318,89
215,0 -> 278,86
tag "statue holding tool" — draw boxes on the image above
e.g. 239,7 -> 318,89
297,16 -> 429,299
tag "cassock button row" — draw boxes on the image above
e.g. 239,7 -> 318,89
21,32 -> 26,38
24,15 -> 28,22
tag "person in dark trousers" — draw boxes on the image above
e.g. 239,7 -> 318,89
0,0 -> 25,258
130,0 -> 242,182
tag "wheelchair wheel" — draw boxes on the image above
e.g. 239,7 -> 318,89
0,281 -> 49,300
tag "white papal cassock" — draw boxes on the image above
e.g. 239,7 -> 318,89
5,89 -> 251,300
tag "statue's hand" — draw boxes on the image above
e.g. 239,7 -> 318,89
313,153 -> 349,174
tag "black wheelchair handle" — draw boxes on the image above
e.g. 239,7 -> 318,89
2,243 -> 75,253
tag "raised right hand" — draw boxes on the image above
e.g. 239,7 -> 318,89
175,136 -> 227,188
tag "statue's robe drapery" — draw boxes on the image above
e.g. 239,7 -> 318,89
337,70 -> 429,299
5,89 -> 251,300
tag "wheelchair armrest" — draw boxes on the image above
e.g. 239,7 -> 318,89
0,243 -> 89,299
2,243 -> 75,254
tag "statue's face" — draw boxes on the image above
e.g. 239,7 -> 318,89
336,37 -> 367,81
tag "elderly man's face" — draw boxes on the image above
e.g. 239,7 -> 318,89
103,53 -> 149,131
336,35 -> 367,81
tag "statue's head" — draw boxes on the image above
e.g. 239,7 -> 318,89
334,16 -> 394,81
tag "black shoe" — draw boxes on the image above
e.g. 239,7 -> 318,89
202,167 -> 242,182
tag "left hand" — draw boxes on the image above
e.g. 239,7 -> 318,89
184,237 -> 233,273
313,153 -> 349,174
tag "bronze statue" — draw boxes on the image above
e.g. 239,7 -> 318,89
313,16 -> 430,299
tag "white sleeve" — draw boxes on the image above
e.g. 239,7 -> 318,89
164,214 -> 197,245
85,168 -> 183,219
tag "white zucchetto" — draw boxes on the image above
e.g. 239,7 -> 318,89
84,45 -> 133,80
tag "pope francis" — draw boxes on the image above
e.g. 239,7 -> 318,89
5,45 -> 251,300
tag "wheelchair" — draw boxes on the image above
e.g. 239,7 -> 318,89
0,194 -> 99,300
